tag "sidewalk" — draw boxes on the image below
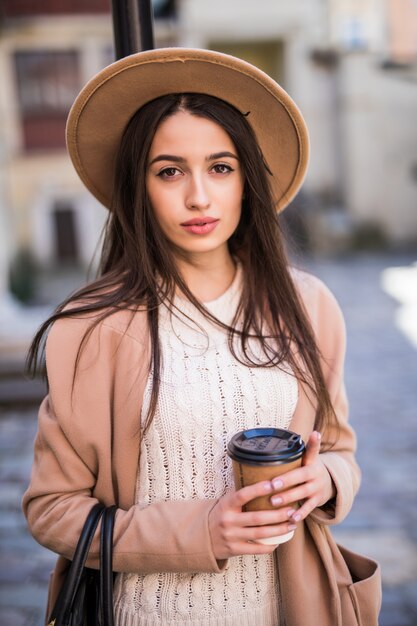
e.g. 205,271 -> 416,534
308,253 -> 417,626
0,410 -> 54,626
1,252 -> 416,625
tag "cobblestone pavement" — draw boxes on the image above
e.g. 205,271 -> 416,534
1,252 -> 416,626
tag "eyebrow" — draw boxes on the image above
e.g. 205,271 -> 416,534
148,151 -> 239,166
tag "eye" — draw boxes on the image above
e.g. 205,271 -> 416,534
157,167 -> 182,179
211,163 -> 234,174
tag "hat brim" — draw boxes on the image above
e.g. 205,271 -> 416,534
66,48 -> 309,212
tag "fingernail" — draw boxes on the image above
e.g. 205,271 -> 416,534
272,479 -> 283,490
271,495 -> 283,506
291,513 -> 301,522
288,524 -> 297,531
263,482 -> 272,492
317,432 -> 321,441
287,509 -> 296,518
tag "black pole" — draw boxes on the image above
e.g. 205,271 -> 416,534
111,0 -> 155,60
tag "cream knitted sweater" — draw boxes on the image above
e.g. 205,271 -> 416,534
113,267 -> 298,626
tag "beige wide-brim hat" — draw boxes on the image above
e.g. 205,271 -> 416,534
66,47 -> 309,212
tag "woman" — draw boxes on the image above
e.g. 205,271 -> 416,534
23,49 -> 375,626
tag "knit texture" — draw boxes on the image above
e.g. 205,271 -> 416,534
113,266 -> 298,625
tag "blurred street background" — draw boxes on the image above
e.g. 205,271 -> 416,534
0,1 -> 416,625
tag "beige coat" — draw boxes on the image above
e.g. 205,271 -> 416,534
22,270 -> 381,625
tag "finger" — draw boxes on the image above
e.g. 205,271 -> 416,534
289,498 -> 319,523
270,464 -> 319,493
243,520 -> 298,543
270,482 -> 317,508
230,518 -> 297,543
303,431 -> 321,466
237,506 -> 297,527
230,519 -> 295,543
231,480 -> 272,509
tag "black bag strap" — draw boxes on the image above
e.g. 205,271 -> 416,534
47,502 -> 105,626
100,505 -> 117,626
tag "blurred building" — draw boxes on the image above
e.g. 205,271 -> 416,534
0,0 -> 176,287
0,0 -> 416,318
181,0 -> 417,249
386,0 -> 417,62
0,0 -> 176,352
324,0 -> 417,247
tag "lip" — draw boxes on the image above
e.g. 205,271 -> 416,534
180,217 -> 220,235
180,217 -> 219,226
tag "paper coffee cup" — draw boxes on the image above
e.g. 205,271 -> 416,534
227,427 -> 305,545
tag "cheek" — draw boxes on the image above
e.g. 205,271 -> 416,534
147,180 -> 160,210
147,185 -> 172,226
230,174 -> 244,204
226,182 -> 244,221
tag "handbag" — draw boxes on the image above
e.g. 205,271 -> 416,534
47,502 -> 117,626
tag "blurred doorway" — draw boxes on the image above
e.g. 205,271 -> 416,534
52,202 -> 79,264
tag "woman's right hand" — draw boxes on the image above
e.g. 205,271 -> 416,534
208,481 -> 298,560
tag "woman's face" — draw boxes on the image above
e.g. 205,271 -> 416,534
146,110 -> 244,263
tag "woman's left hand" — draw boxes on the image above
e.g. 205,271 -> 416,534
269,431 -> 336,524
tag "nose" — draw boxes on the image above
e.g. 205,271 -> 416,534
185,173 -> 211,210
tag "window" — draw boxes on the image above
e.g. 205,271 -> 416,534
14,50 -> 80,151
152,0 -> 176,19
210,41 -> 284,85
2,0 -> 110,17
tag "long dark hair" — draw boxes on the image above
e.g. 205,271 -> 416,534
28,93 -> 336,440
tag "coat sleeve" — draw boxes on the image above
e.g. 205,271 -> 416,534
22,313 -> 226,575
294,271 -> 361,526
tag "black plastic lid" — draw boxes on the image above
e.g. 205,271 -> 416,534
227,428 -> 305,464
